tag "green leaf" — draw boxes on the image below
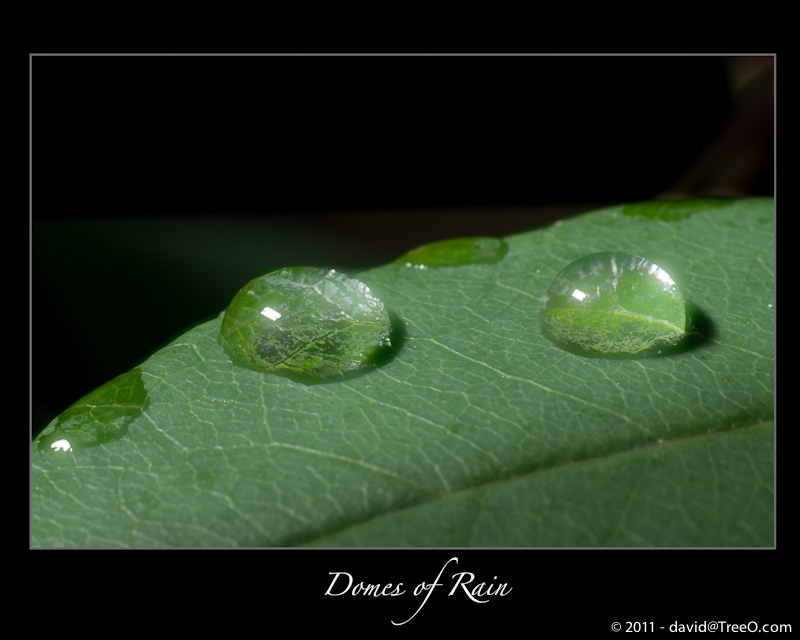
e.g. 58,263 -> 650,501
31,198 -> 774,547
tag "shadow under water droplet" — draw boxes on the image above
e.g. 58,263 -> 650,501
676,300 -> 716,352
546,300 -> 715,360
271,310 -> 407,386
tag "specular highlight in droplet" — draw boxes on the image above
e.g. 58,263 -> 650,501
35,368 -> 149,454
395,236 -> 508,269
219,267 -> 393,379
540,252 -> 688,357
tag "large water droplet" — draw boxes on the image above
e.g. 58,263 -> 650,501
540,252 -> 688,357
395,236 -> 508,268
35,368 -> 148,453
219,267 -> 393,380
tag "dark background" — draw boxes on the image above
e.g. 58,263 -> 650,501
31,54 -> 774,436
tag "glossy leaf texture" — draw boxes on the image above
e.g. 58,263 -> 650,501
31,198 -> 774,547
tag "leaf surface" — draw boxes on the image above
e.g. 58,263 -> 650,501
31,198 -> 775,547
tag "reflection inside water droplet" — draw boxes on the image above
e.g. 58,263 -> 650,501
260,306 -> 282,321
219,266 -> 396,381
540,252 -> 689,358
571,289 -> 588,302
49,439 -> 73,452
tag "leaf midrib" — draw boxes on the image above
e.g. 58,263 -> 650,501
300,420 -> 772,547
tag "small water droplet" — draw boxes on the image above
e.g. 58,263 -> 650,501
620,198 -> 733,221
540,252 -> 688,357
395,236 -> 508,268
219,266 -> 393,380
35,368 -> 148,453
